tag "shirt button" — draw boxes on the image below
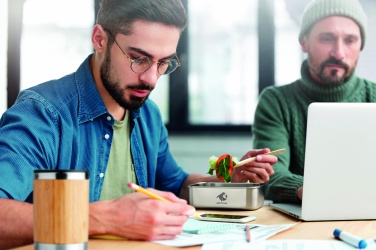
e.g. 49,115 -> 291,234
99,173 -> 104,178
107,116 -> 112,121
104,134 -> 110,139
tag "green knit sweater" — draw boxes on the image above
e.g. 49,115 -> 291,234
253,60 -> 376,203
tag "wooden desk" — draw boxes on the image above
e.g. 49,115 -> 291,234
12,206 -> 376,250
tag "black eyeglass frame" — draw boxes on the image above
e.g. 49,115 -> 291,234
104,28 -> 181,75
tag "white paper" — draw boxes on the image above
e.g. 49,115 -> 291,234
201,239 -> 376,250
152,223 -> 296,247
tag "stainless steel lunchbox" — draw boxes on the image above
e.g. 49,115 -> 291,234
189,182 -> 265,210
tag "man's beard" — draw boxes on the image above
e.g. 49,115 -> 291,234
100,49 -> 153,111
311,57 -> 353,86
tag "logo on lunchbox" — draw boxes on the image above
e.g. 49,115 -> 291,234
216,192 -> 228,204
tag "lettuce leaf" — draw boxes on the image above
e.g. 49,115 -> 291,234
207,155 -> 239,183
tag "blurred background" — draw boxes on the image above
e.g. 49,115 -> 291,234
2,0 -> 376,174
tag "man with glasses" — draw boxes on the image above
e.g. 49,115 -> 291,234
0,0 -> 278,248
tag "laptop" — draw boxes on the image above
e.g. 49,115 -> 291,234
271,102 -> 376,221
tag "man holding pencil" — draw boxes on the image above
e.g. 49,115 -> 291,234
0,0 -> 278,249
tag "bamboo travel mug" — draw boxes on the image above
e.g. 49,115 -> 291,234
33,170 -> 89,250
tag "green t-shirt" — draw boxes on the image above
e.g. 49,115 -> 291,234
100,111 -> 136,201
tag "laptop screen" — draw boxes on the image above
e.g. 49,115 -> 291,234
300,102 -> 376,220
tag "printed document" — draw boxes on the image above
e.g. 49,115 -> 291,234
153,223 -> 296,247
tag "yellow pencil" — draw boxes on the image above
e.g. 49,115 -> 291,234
128,182 -> 201,219
127,182 -> 171,202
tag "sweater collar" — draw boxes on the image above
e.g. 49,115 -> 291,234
300,60 -> 360,102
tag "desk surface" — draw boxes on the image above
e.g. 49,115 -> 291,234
13,206 -> 376,250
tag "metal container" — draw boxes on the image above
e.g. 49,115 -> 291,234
189,182 -> 264,210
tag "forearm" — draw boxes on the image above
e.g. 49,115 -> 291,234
0,198 -> 33,249
179,174 -> 220,201
266,172 -> 303,203
253,90 -> 303,202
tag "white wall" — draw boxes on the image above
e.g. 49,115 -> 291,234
0,0 -> 7,114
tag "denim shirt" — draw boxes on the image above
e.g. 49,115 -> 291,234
0,54 -> 188,202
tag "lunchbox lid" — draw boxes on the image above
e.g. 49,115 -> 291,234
189,182 -> 264,188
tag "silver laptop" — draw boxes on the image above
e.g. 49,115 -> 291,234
271,102 -> 376,221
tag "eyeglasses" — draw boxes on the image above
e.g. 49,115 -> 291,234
105,29 -> 180,75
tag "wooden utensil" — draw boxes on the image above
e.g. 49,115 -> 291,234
234,148 -> 286,168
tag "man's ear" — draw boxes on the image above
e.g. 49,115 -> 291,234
301,36 -> 308,53
92,24 -> 107,53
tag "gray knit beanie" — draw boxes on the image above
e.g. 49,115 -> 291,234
299,0 -> 367,50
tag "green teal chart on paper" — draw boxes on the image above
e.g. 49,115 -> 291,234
182,218 -> 238,234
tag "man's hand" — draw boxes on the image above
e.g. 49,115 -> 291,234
89,189 -> 196,240
231,148 -> 277,183
297,186 -> 303,200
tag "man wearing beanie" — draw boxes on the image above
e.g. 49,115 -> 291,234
252,0 -> 376,203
